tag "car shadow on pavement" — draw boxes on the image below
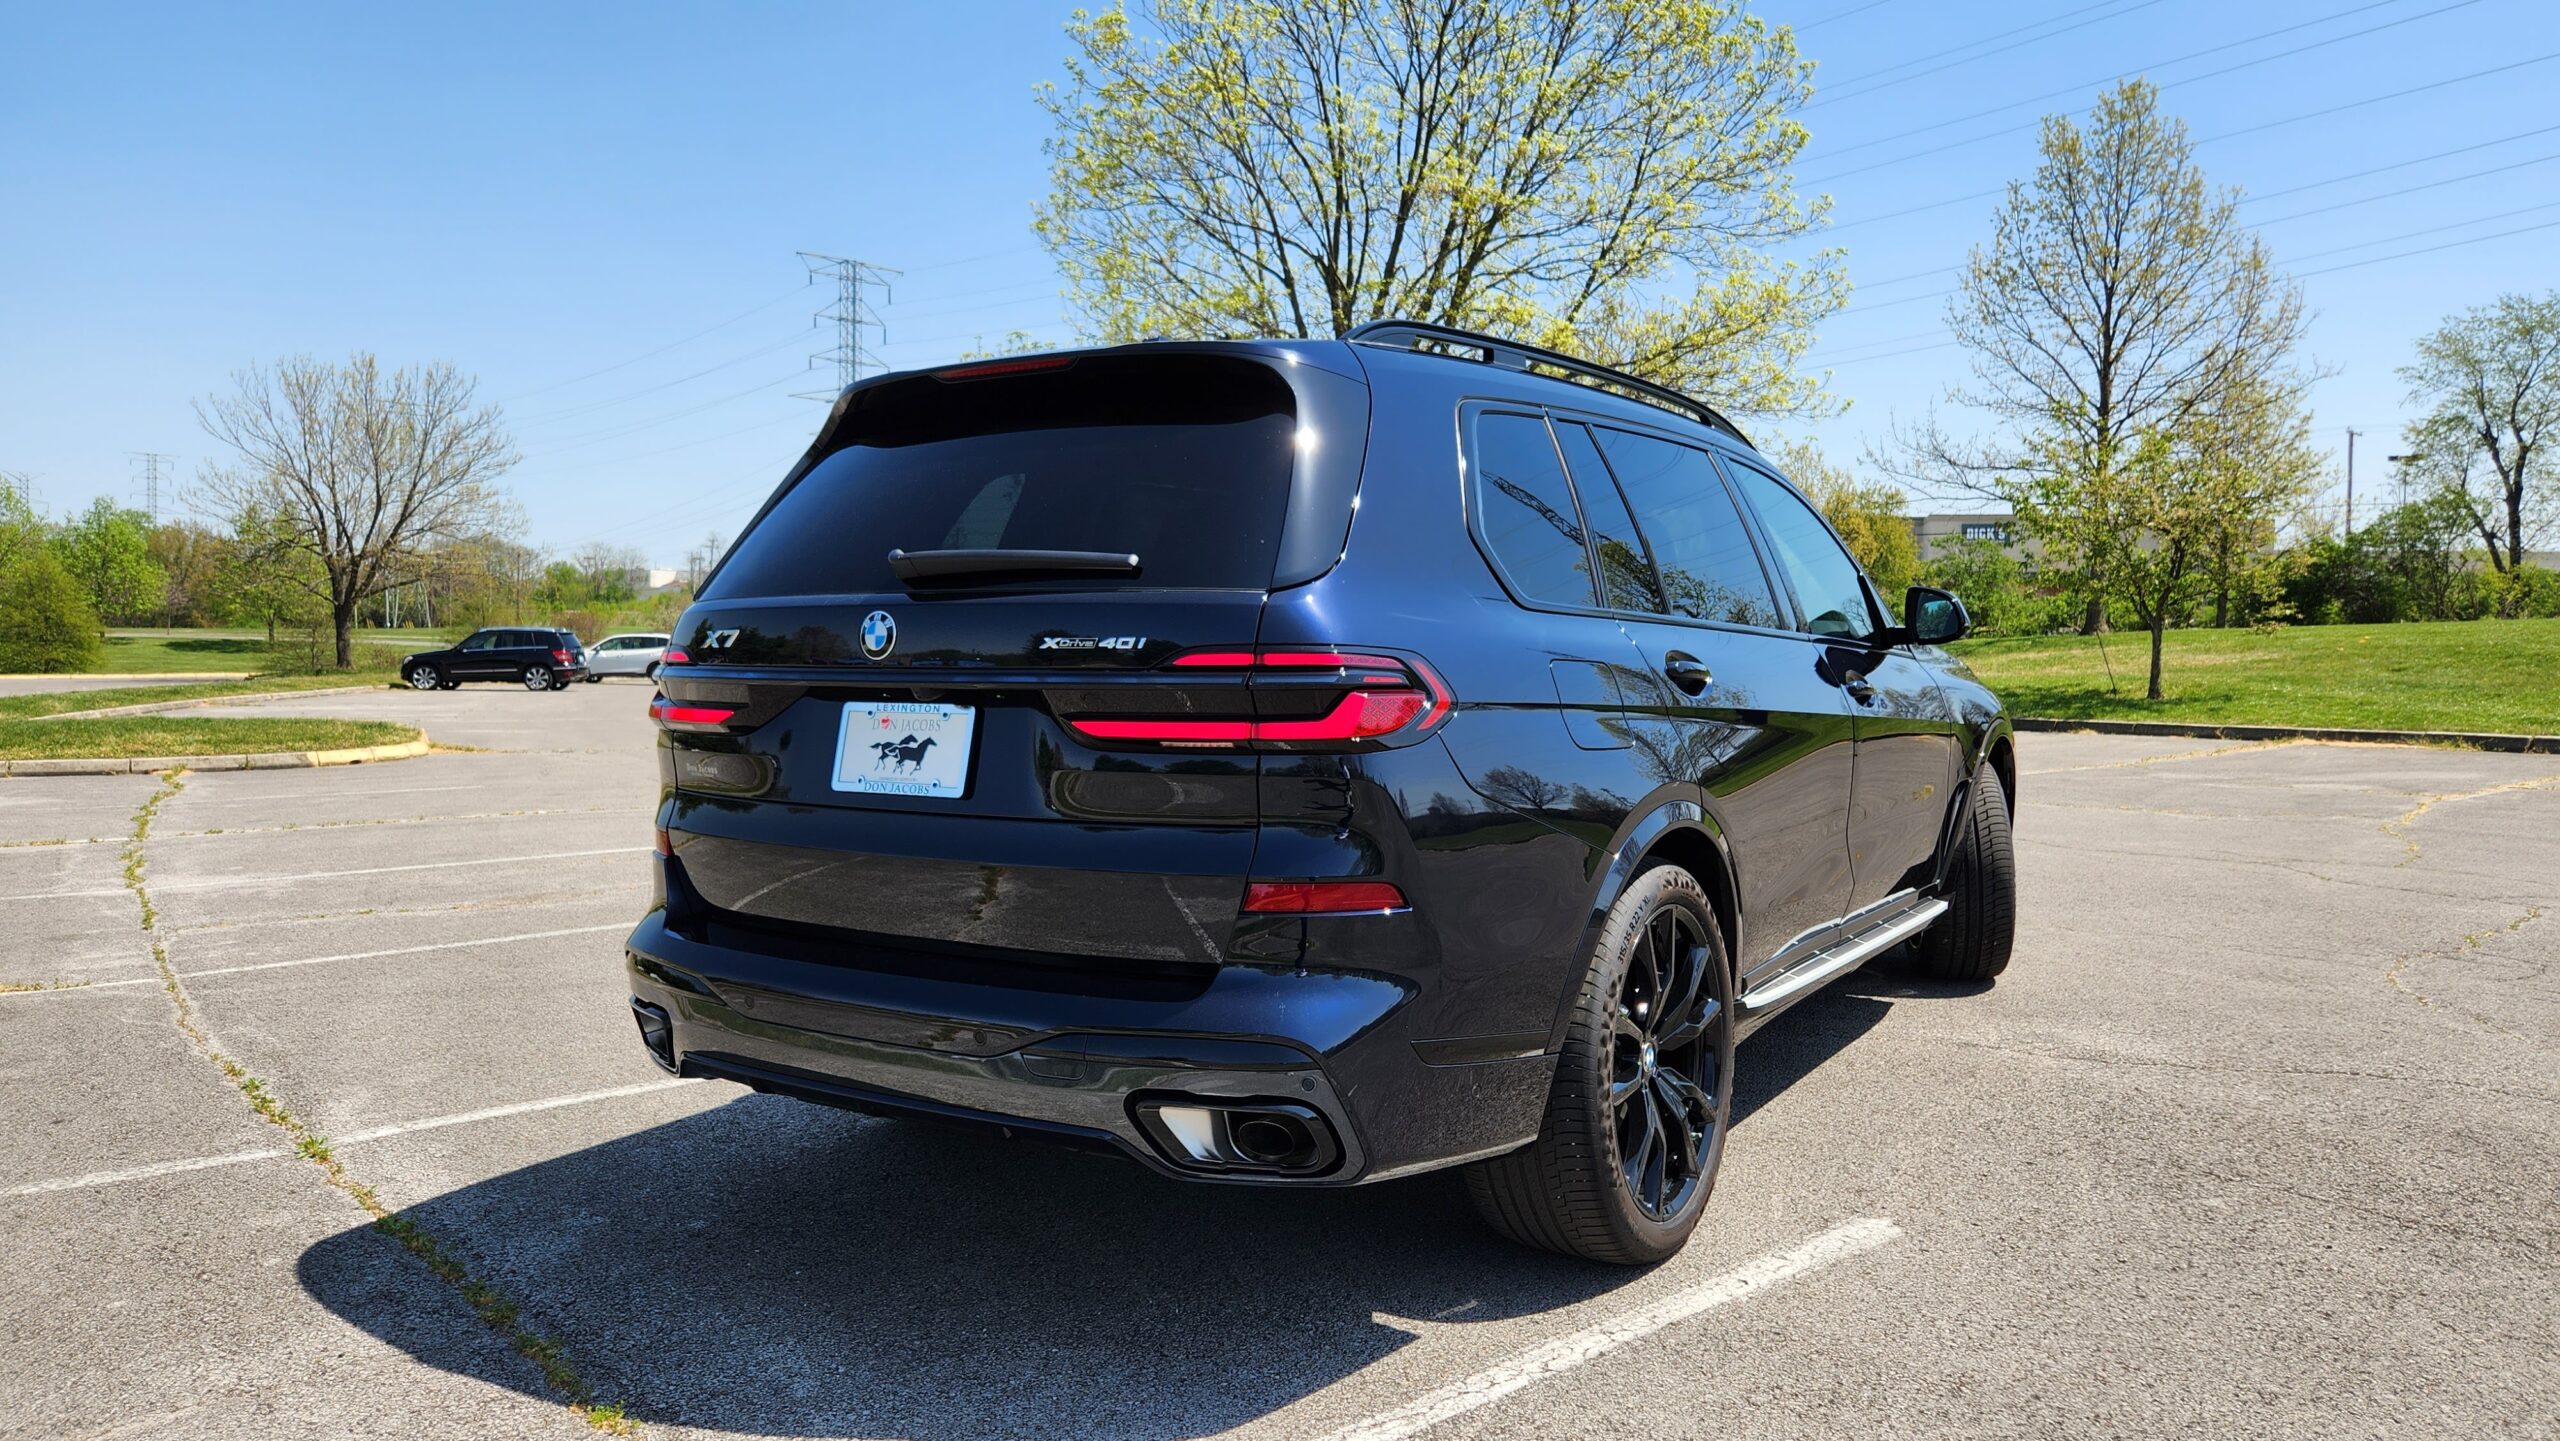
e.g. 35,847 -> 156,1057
297,991 -> 1903,1437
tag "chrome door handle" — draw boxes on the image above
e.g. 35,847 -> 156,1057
1662,654 -> 1712,696
1842,673 -> 1877,703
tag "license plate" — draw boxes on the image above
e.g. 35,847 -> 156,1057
832,701 -> 974,798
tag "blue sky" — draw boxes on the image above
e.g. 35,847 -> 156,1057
4,0 -> 2554,564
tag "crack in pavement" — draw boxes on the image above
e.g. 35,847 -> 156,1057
2383,906 -> 2547,1037
1950,1037 -> 2559,1107
119,768 -> 638,1436
2383,773 -> 2560,866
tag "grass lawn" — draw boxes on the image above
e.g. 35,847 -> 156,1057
68,630 -> 439,674
1952,618 -> 2560,736
0,717 -> 419,761
0,676 -> 392,720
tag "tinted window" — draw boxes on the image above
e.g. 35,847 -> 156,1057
1471,412 -> 1594,607
1592,429 -> 1784,629
707,355 -> 1298,598
460,632 -> 496,651
1551,424 -> 1665,612
1721,460 -> 1878,641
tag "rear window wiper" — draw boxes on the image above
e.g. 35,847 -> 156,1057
886,548 -> 1142,582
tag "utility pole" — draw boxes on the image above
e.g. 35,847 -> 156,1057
795,252 -> 900,400
2342,429 -> 2359,536
128,451 -> 175,523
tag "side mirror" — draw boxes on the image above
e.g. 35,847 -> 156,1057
1904,586 -> 1970,645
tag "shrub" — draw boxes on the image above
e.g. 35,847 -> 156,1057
0,548 -> 106,673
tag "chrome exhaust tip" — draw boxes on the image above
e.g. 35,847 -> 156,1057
1132,1098 -> 1340,1176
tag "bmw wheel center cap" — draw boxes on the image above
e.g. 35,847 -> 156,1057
860,610 -> 897,660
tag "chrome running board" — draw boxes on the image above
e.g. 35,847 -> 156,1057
1741,897 -> 1949,1015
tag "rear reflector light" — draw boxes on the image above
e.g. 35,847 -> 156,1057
649,698 -> 735,731
652,824 -> 673,857
552,649 -> 573,665
1243,881 -> 1407,914
662,647 -> 690,665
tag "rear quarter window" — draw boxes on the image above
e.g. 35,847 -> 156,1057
707,355 -> 1300,598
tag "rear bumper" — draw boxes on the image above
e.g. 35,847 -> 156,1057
622,909 -> 1556,1184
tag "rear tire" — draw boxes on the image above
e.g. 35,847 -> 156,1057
1465,864 -> 1735,1265
1914,762 -> 2016,981
521,666 -> 551,692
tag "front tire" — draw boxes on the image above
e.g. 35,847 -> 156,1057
1466,864 -> 1735,1265
1914,762 -> 2016,981
405,664 -> 440,691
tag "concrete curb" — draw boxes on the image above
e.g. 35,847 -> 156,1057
0,735 -> 430,777
30,685 -> 386,721
2014,716 -> 2560,754
0,671 -> 254,682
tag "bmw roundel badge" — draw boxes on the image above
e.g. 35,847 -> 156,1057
860,610 -> 897,660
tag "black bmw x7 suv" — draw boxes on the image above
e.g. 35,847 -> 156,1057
627,322 -> 2016,1263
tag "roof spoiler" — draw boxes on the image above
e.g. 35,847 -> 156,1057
1344,319 -> 1751,448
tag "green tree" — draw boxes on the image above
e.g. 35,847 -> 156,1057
1900,80 -> 2310,634
53,497 -> 166,624
1036,0 -> 1843,416
198,353 -> 516,668
2397,291 -> 2558,573
0,546 -> 105,673
1921,537 -> 2049,637
1770,438 -> 1918,600
213,506 -> 329,643
147,520 -> 233,627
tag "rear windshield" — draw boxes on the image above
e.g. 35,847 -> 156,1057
706,355 -> 1299,598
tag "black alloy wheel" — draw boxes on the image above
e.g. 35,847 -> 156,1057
1610,902 -> 1730,1222
1466,864 -> 1737,1263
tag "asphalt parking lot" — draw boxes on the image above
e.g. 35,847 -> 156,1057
3,683 -> 2554,1440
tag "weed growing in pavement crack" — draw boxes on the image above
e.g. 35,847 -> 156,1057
0,978 -> 93,992
120,768 -> 635,1435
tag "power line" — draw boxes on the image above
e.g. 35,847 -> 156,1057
2294,216 -> 2560,277
2252,151 -> 2560,225
510,329 -> 815,428
499,282 -> 810,403
2239,121 -> 2560,203
1807,15 -> 2525,187
1804,0 -> 2416,161
1810,0 -> 2173,110
1792,0 -> 1900,32
2279,198 -> 2560,263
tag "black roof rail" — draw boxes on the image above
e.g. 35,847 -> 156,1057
1343,319 -> 1752,447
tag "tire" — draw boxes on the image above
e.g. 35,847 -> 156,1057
1914,762 -> 2016,981
643,661 -> 660,681
405,664 -> 441,691
521,666 -> 551,692
582,673 -> 601,684
1466,864 -> 1736,1265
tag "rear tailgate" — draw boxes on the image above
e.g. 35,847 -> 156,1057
655,351 -> 1358,970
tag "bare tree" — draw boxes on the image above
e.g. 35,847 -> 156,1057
197,355 -> 516,667
2397,290 -> 2559,573
1891,81 -> 2312,631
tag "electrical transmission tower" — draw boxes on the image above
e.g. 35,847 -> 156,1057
128,451 -> 175,523
795,252 -> 899,400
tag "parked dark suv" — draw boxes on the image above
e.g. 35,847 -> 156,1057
627,323 -> 2015,1263
401,627 -> 588,691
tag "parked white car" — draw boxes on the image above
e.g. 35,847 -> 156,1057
583,632 -> 670,681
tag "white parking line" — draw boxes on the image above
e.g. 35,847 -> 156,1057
0,922 -> 635,997
1314,1218 -> 1902,1441
0,846 -> 646,901
2,1079 -> 703,1198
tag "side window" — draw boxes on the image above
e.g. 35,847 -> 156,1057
1470,411 -> 1596,608
1721,460 -> 1880,642
1550,424 -> 1666,613
460,631 -> 495,651
1591,428 -> 1785,629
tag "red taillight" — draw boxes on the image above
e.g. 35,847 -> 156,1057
649,697 -> 735,732
552,649 -> 572,665
1242,881 -> 1407,914
1062,647 -> 1452,750
662,647 -> 690,665
652,824 -> 672,858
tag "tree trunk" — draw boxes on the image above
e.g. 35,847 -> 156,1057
2213,583 -> 2228,629
2082,595 -> 2108,634
2147,612 -> 2167,701
333,602 -> 357,670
